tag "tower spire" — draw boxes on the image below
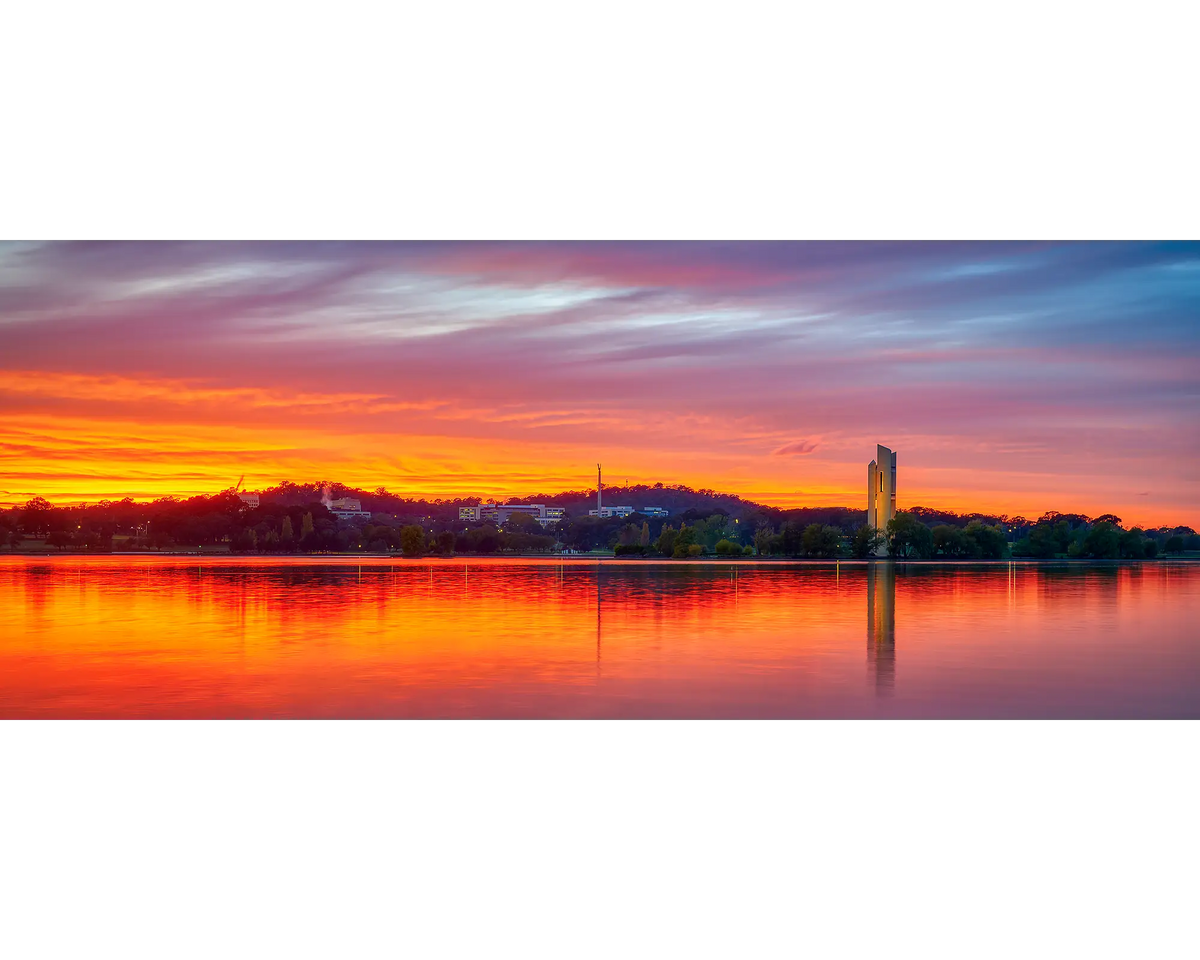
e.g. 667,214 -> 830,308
597,463 -> 602,514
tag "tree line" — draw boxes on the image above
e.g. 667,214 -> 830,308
1006,514 -> 1197,560
0,492 -> 562,557
2,488 -> 1196,559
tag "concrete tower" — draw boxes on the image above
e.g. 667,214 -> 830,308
867,444 -> 897,556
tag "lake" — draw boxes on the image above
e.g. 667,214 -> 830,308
1,556 -> 1197,718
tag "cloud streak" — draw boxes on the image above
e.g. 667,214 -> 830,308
772,440 -> 820,457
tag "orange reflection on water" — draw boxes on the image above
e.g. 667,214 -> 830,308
1,557 -> 1198,717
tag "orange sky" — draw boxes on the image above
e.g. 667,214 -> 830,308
1,242 -> 1197,526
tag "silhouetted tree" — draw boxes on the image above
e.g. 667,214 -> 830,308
932,524 -> 979,558
503,513 -> 543,535
778,521 -> 804,556
850,524 -> 884,558
1026,523 -> 1065,559
231,529 -> 258,554
964,520 -> 1008,559
1119,529 -> 1146,559
47,529 -> 74,551
21,497 -> 54,537
802,523 -> 842,558
673,524 -> 697,558
400,525 -> 425,557
887,512 -> 934,559
1082,522 -> 1121,559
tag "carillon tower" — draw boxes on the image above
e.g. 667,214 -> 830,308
867,444 -> 897,555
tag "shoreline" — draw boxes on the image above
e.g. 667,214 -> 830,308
1,551 -> 1196,564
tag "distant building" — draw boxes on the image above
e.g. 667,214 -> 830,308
588,463 -> 662,518
237,493 -> 260,508
867,443 -> 897,555
480,503 -> 540,524
328,497 -> 372,521
589,505 -> 636,518
459,503 -> 563,528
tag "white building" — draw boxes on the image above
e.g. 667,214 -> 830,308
328,497 -> 372,521
867,443 -> 897,555
237,493 -> 260,508
589,505 -> 636,518
459,503 -> 563,528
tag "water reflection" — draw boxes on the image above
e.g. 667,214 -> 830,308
0,557 -> 1198,718
866,562 -> 896,694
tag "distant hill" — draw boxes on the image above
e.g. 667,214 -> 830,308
255,479 -> 772,519
99,479 -> 1188,536
257,479 -> 770,522
254,479 -> 917,531
7,475 -> 1190,544
15,476 -> 1187,535
508,482 -> 758,518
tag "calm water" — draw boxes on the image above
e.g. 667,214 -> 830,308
1,556 -> 1198,718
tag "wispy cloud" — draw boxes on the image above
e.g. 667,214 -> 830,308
772,440 -> 820,457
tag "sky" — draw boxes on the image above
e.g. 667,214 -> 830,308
1,241 -> 1197,526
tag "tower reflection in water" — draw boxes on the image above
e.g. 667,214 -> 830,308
867,562 -> 896,693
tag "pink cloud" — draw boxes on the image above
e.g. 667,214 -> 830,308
772,440 -> 820,457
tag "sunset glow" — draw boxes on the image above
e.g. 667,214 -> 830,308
2,241 -> 1198,525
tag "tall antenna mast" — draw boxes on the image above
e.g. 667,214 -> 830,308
597,463 -> 602,514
